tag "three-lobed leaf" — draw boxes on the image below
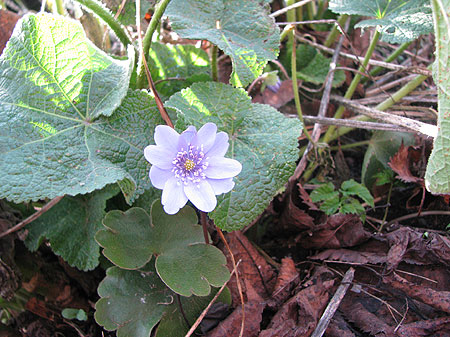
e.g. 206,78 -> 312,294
341,179 -> 374,208
166,0 -> 280,87
96,200 -> 230,296
166,82 -> 302,231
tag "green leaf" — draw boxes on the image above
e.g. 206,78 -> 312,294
166,82 -> 302,231
0,85 -> 162,203
155,287 -> 231,337
95,265 -> 173,337
340,197 -> 365,217
320,194 -> 341,215
425,0 -> 450,194
297,51 -> 345,87
25,184 -> 119,271
96,201 -> 230,296
340,179 -> 374,207
361,131 -> 415,190
310,182 -> 338,202
62,308 -> 88,321
166,0 -> 280,87
148,42 -> 211,98
329,0 -> 433,43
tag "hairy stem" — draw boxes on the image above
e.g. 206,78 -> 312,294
324,14 -> 348,48
211,44 -> 218,82
137,0 -> 172,88
74,0 -> 132,47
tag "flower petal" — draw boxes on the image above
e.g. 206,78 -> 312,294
184,180 -> 217,212
206,132 -> 229,157
149,165 -> 173,189
154,125 -> 180,152
178,126 -> 197,149
197,123 -> 217,153
144,145 -> 174,169
207,178 -> 235,195
162,177 -> 188,214
205,156 -> 242,179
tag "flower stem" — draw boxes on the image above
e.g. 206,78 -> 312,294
324,14 -> 348,48
211,44 -> 218,82
200,211 -> 210,245
137,0 -> 172,88
54,0 -> 64,15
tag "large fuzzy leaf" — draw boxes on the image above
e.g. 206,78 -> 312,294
165,0 -> 280,87
166,82 -> 302,231
25,185 -> 119,271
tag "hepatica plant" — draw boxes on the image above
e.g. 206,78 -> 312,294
144,123 -> 242,214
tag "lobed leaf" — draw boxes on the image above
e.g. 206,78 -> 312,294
96,201 -> 230,296
165,0 -> 280,87
340,179 -> 374,208
95,265 -> 172,337
166,82 -> 302,231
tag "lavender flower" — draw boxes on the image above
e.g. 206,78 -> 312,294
144,123 -> 242,214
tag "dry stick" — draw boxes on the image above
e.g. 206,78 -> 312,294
269,0 -> 314,18
386,210 -> 450,227
216,228 -> 245,337
184,261 -> 240,337
0,196 -> 64,239
290,20 -> 347,182
302,115 -> 414,133
329,95 -> 437,138
296,35 -> 432,77
311,267 -> 355,337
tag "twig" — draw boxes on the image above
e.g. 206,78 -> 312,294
184,261 -> 240,337
330,95 -> 437,138
270,0 -> 314,18
290,19 -> 347,182
302,115 -> 414,132
216,228 -> 245,337
0,196 -> 64,239
295,35 -> 432,76
200,211 -> 210,245
311,267 -> 355,337
386,210 -> 450,227
394,299 -> 409,332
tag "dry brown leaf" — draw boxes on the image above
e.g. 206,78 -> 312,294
252,80 -> 298,109
0,10 -> 20,54
269,257 -> 299,308
395,317 -> 450,336
388,143 -> 423,184
299,214 -> 371,249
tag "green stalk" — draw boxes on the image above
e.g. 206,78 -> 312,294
54,0 -> 64,15
287,0 -> 313,143
75,0 -> 132,47
324,14 -> 348,48
362,41 -> 411,83
211,44 -> 218,82
329,140 -> 371,151
323,29 -> 380,144
137,0 -> 172,88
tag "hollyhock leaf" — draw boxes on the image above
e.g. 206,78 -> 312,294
166,82 -> 302,231
166,0 -> 279,87
25,184 -> 119,271
96,201 -> 230,296
95,265 -> 173,337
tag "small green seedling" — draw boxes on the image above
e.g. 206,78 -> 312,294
310,179 -> 374,219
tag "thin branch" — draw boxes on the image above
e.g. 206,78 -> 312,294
270,0 -> 314,18
330,95 -> 437,138
311,267 -> 355,337
0,196 -> 64,239
295,35 -> 432,76
302,115 -> 414,133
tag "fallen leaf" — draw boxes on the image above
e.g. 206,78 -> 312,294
395,317 -> 450,336
0,10 -> 20,54
269,257 -> 299,308
388,143 -> 423,184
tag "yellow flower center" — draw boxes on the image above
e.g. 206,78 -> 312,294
184,159 -> 195,171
